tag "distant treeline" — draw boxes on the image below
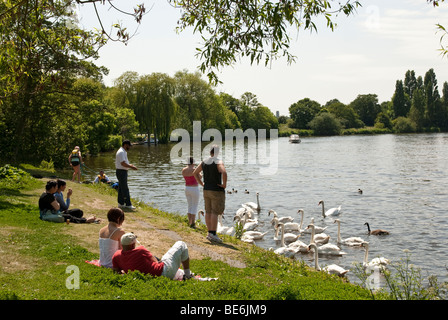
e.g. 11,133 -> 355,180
284,69 -> 448,136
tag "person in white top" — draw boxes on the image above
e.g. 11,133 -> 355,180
115,140 -> 138,209
99,208 -> 126,268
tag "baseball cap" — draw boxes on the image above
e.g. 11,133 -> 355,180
121,232 -> 137,246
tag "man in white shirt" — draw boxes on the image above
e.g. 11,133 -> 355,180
115,140 -> 138,209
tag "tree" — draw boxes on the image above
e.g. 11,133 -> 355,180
308,112 -> 342,136
289,98 -> 321,129
423,68 -> 440,126
392,80 -> 410,118
325,99 -> 363,128
0,0 -> 106,164
172,0 -> 361,83
408,88 -> 426,131
349,94 -> 381,127
404,70 -> 417,100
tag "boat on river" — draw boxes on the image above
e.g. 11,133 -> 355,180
289,134 -> 301,143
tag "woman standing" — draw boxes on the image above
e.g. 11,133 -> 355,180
68,146 -> 82,183
182,157 -> 200,228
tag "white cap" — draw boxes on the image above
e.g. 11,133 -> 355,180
121,232 -> 137,246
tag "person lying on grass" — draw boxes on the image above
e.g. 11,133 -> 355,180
112,233 -> 194,280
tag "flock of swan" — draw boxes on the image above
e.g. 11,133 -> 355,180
213,192 -> 391,278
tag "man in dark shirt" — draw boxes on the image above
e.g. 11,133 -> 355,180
39,180 -> 64,222
193,145 -> 227,243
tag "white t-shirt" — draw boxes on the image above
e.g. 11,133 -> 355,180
115,147 -> 129,170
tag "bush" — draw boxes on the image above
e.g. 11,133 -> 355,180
308,113 -> 342,136
393,117 -> 416,133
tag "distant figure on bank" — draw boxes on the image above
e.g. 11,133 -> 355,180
193,145 -> 227,243
94,170 -> 111,184
115,140 -> 138,210
182,157 -> 200,228
112,233 -> 194,280
69,146 -> 82,183
99,208 -> 126,268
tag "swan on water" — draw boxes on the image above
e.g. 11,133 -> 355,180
242,230 -> 268,241
318,200 -> 342,217
364,222 -> 390,235
361,242 -> 390,271
268,209 -> 294,224
242,192 -> 261,212
306,223 -> 330,245
273,223 -> 300,258
302,217 -> 327,234
334,219 -> 365,246
274,221 -> 300,243
308,243 -> 349,276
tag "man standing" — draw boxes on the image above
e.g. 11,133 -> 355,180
193,145 -> 227,243
115,140 -> 138,210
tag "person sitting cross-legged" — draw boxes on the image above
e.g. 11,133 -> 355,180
112,233 -> 194,280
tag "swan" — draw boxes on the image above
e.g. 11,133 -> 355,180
318,200 -> 342,217
196,210 -> 204,225
235,206 -> 255,220
302,217 -> 327,234
361,242 -> 390,271
273,223 -> 300,258
316,243 -> 346,256
239,211 -> 259,231
308,243 -> 349,276
364,222 -> 390,235
217,215 -> 234,235
268,209 -> 294,224
242,192 -> 261,212
242,230 -> 268,241
334,219 -> 365,246
274,222 -> 300,243
306,223 -> 330,245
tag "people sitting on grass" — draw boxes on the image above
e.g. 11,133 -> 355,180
54,179 -> 93,223
112,233 -> 194,280
39,179 -> 98,223
94,170 -> 111,184
98,208 -> 126,268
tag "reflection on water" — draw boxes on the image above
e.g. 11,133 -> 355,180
84,133 -> 448,283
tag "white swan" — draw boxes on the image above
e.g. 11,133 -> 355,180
268,209 -> 294,224
334,219 -> 365,246
273,223 -> 300,258
242,192 -> 261,212
306,224 -> 330,245
274,222 -> 299,243
302,217 -> 327,234
361,242 -> 390,270
308,243 -> 349,276
318,200 -> 342,217
239,211 -> 259,231
242,230 -> 268,241
217,215 -> 234,236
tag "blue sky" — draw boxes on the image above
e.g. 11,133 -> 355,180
77,0 -> 448,117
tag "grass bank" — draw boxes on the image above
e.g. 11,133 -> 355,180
0,166 -> 376,301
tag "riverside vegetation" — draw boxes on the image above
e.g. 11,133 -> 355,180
1,164 -> 446,300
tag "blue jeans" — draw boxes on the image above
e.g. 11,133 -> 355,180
116,169 -> 131,206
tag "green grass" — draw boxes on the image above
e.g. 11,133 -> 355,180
0,166 -> 375,300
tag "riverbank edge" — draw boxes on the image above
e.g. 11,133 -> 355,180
0,169 -> 377,301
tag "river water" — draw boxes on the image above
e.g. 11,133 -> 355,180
83,133 -> 448,284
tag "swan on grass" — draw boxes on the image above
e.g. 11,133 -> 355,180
364,222 -> 390,235
318,200 -> 342,217
217,215 -> 234,236
361,242 -> 390,270
305,223 -> 330,245
308,243 -> 349,277
334,219 -> 365,246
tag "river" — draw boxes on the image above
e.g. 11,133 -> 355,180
83,133 -> 448,285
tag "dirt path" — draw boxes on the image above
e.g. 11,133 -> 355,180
30,180 -> 248,268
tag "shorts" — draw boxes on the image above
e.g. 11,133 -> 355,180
203,189 -> 225,215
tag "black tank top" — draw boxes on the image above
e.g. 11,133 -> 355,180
202,158 -> 224,192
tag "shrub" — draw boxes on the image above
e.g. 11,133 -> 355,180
308,113 -> 342,136
393,117 -> 416,133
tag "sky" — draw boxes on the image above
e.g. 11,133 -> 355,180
77,0 -> 448,117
